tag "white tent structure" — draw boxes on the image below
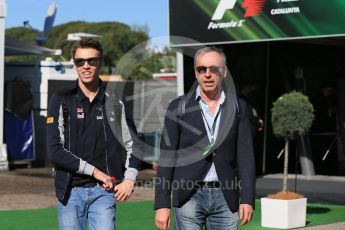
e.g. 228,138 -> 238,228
0,0 -> 58,169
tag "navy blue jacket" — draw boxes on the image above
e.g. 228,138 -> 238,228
154,90 -> 256,211
47,82 -> 142,202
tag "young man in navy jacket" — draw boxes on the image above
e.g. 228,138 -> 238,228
47,38 -> 142,230
155,47 -> 256,230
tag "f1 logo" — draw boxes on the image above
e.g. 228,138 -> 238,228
212,0 -> 236,20
212,0 -> 266,20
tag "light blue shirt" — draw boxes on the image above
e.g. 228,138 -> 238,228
195,86 -> 226,182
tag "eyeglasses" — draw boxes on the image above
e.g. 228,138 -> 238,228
73,57 -> 101,67
195,66 -> 224,75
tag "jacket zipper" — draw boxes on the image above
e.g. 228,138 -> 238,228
62,111 -> 71,200
101,108 -> 110,175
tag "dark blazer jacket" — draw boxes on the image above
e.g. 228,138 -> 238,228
154,89 -> 256,212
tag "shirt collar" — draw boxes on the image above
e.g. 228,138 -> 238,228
77,79 -> 104,103
195,85 -> 226,104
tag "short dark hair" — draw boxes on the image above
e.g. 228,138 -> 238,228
71,38 -> 103,60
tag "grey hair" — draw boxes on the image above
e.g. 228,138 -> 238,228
194,47 -> 227,67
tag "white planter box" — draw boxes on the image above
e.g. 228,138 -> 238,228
261,197 -> 307,229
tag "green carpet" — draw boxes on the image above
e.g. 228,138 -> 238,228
0,200 -> 344,230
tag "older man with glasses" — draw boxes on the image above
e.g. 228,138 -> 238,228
47,38 -> 143,230
155,47 -> 256,230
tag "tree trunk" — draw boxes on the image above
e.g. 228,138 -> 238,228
282,138 -> 289,193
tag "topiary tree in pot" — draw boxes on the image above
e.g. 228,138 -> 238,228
261,91 -> 314,229
270,91 -> 314,197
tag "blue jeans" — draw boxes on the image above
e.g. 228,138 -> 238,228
174,187 -> 238,230
57,184 -> 116,230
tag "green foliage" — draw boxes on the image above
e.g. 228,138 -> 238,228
5,27 -> 39,62
130,50 -> 176,80
6,21 -> 149,69
271,91 -> 314,140
5,21 -> 176,79
6,27 -> 38,42
6,21 -> 176,80
46,21 -> 149,64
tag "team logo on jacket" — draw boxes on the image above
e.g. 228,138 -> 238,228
96,107 -> 103,120
109,111 -> 115,122
77,107 -> 84,119
46,117 -> 54,123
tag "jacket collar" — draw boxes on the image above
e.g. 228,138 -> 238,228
75,79 -> 105,103
195,85 -> 226,104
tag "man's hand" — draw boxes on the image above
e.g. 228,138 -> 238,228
239,204 -> 253,225
92,168 -> 113,190
155,208 -> 171,230
114,179 -> 135,202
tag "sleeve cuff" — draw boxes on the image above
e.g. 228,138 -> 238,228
124,167 -> 139,181
77,159 -> 95,176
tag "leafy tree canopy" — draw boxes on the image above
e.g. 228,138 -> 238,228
6,27 -> 38,41
6,21 -> 148,65
271,91 -> 314,140
52,21 -> 148,65
6,21 -> 176,79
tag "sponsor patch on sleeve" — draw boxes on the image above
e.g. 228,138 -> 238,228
46,117 -> 54,123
